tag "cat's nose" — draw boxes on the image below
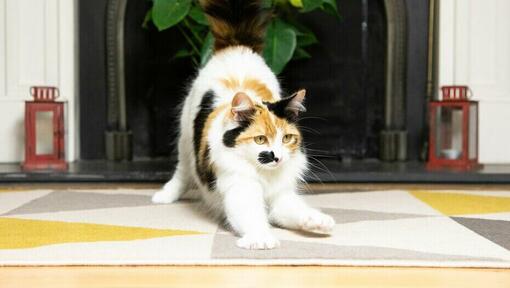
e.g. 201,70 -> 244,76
270,151 -> 281,163
268,151 -> 281,163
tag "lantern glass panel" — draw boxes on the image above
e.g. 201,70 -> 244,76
435,106 -> 463,160
469,103 -> 477,160
35,111 -> 54,155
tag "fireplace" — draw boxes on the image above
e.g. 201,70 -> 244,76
1,0 -> 509,184
79,0 -> 429,165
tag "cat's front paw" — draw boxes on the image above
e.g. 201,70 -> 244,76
236,233 -> 280,250
300,210 -> 335,235
152,189 -> 177,204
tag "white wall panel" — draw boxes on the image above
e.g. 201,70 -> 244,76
18,0 -> 46,86
0,0 -> 5,98
440,0 -> 510,163
479,102 -> 510,163
0,104 -> 25,162
0,0 -> 77,163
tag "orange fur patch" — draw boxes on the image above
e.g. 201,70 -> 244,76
236,106 -> 277,144
243,79 -> 273,102
220,77 -> 274,102
220,77 -> 241,92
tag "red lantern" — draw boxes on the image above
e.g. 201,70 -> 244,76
427,86 -> 480,170
22,86 -> 67,171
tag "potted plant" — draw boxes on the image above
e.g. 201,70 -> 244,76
143,0 -> 339,74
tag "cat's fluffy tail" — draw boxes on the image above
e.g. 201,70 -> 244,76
200,0 -> 271,53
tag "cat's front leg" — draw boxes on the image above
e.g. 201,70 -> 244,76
268,192 -> 335,234
219,176 -> 280,250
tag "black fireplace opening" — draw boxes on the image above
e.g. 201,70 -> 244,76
126,0 -> 387,160
281,0 -> 386,160
79,0 -> 429,165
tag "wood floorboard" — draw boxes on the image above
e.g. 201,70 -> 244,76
0,266 -> 509,288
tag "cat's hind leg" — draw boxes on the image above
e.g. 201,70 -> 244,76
153,121 -> 194,203
152,163 -> 190,204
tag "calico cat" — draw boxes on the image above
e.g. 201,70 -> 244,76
152,0 -> 335,249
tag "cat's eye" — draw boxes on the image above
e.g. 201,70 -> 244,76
282,134 -> 295,144
254,135 -> 267,145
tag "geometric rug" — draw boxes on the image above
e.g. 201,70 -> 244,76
1,188 -> 510,267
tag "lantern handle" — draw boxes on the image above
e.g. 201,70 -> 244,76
53,87 -> 60,99
467,87 -> 473,99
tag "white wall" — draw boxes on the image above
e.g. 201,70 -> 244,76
439,0 -> 510,163
0,0 -> 78,163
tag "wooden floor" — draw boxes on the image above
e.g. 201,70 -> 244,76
0,266 -> 509,288
1,183 -> 510,287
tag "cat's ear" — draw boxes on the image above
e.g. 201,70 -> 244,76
231,92 -> 255,122
267,89 -> 306,121
286,89 -> 307,116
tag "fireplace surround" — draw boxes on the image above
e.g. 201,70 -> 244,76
79,0 -> 429,164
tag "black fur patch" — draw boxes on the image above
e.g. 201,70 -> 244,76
222,120 -> 251,147
265,98 -> 298,122
202,145 -> 216,191
193,91 -> 216,190
194,91 -> 215,156
258,151 -> 276,164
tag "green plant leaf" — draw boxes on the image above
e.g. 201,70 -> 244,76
278,19 -> 300,34
301,0 -> 322,12
173,49 -> 193,59
184,17 -> 207,45
142,8 -> 153,29
321,0 -> 340,17
297,31 -> 318,47
292,47 -> 311,60
152,0 -> 192,31
263,19 -> 297,74
288,0 -> 303,8
189,5 -> 209,26
200,32 -> 214,66
285,22 -> 318,47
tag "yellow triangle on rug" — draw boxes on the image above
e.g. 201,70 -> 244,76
0,217 -> 202,249
410,191 -> 510,216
